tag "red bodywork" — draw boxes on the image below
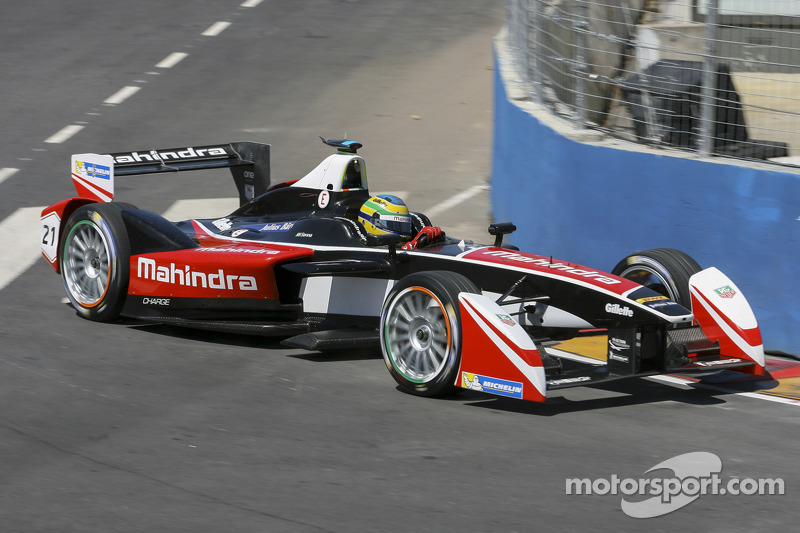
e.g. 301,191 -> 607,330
129,243 -> 314,301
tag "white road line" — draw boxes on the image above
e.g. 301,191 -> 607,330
44,125 -> 84,144
0,207 -> 45,292
202,21 -> 231,37
241,0 -> 263,7
155,52 -> 188,69
648,374 -> 800,407
0,168 -> 19,185
104,86 -> 141,105
0,199 -> 242,294
425,184 -> 489,218
160,198 -> 240,222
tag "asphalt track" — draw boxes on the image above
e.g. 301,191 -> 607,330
1,2 -> 798,532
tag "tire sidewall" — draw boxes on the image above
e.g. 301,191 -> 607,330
60,203 -> 131,321
611,248 -> 701,307
380,271 -> 476,397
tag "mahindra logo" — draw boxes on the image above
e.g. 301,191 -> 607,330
137,257 -> 257,291
481,250 -> 621,285
113,146 -> 229,164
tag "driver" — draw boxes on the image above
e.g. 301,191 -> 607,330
357,194 -> 444,250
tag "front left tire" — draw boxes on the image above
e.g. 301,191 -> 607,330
611,248 -> 702,308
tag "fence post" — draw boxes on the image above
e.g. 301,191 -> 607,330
698,0 -> 718,157
531,0 -> 544,105
574,0 -> 588,126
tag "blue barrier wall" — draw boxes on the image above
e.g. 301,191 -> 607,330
492,49 -> 800,355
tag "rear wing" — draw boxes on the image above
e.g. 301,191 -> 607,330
71,142 -> 270,207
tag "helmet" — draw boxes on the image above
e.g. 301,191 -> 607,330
357,195 -> 413,239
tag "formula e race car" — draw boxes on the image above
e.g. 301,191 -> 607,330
40,138 -> 766,403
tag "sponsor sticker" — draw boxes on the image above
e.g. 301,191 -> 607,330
636,295 -> 669,303
142,297 -> 170,306
112,146 -> 229,164
195,247 -> 279,255
260,222 -> 294,231
609,353 -> 630,363
75,160 -> 111,180
609,337 -> 630,351
714,285 -> 736,299
547,376 -> 591,386
605,303 -> 634,317
694,358 -> 743,367
479,250 -> 621,285
136,257 -> 258,291
212,218 -> 232,231
496,313 -> 516,327
461,372 -> 523,399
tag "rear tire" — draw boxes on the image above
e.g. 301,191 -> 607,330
60,202 -> 135,322
380,271 -> 479,397
611,248 -> 702,307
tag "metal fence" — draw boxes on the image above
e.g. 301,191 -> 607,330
505,0 -> 800,165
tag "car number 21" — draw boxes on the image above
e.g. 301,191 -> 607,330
40,211 -> 61,263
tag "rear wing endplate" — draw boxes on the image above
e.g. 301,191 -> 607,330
72,142 -> 270,206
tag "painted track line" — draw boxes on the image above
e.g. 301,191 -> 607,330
425,184 -> 489,218
1,199 -> 241,295
202,21 -> 231,37
44,125 -> 84,144
104,86 -> 141,105
0,168 -> 19,186
155,52 -> 188,69
160,198 -> 240,222
648,374 -> 800,407
0,207 -> 46,292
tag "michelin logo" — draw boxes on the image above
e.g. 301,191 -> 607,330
75,160 -> 111,180
462,372 -> 523,399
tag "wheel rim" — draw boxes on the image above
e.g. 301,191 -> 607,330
618,262 -> 678,301
383,286 -> 452,383
63,220 -> 112,306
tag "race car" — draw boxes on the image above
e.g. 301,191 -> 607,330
40,138 -> 766,403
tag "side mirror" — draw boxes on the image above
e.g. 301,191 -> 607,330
369,233 -> 403,261
488,222 -> 517,247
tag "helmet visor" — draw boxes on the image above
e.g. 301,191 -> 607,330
374,213 -> 412,236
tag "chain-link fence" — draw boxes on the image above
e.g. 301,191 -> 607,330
505,0 -> 800,165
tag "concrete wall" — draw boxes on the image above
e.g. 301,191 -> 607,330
492,42 -> 800,355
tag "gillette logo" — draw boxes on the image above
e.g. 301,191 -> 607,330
605,303 -> 634,317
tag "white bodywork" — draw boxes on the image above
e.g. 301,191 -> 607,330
689,267 -> 765,369
290,153 -> 368,192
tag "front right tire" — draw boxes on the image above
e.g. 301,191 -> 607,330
380,271 -> 479,397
